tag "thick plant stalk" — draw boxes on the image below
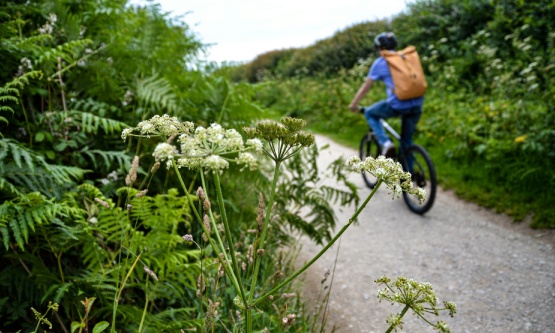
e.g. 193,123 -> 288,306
251,180 -> 382,308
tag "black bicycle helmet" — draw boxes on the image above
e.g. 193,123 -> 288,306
373,32 -> 398,50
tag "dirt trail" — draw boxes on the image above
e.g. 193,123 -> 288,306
295,134 -> 555,333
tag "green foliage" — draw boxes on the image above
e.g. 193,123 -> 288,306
0,138 -> 89,198
246,0 -> 555,228
275,144 -> 359,244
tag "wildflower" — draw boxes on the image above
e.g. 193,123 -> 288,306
127,204 -> 132,211
143,265 -> 158,281
376,275 -> 456,332
203,155 -> 229,171
153,143 -> 178,162
125,156 -> 139,185
236,152 -> 258,171
247,245 -> 254,264
243,117 -> 314,162
347,155 -> 426,203
282,314 -> 296,328
94,198 -> 110,209
182,234 -> 193,242
196,273 -> 205,297
150,162 -> 160,173
444,301 -> 457,317
196,187 -> 206,202
132,114 -> 194,139
121,128 -> 133,141
386,313 -> 404,331
257,192 -> 264,233
135,189 -> 148,198
203,199 -> 211,212
246,138 -> 264,152
124,115 -> 262,173
203,214 -> 211,234
257,249 -> 265,257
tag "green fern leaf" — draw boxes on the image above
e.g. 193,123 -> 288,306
135,74 -> 178,113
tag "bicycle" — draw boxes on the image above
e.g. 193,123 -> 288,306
358,109 -> 437,214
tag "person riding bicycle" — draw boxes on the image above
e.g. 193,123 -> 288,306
348,32 -> 424,158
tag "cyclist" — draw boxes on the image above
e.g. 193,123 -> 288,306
348,32 -> 424,158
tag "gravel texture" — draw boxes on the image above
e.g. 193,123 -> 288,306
295,134 -> 555,333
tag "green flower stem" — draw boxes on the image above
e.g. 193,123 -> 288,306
19,96 -> 32,147
137,291 -> 150,333
251,180 -> 382,308
172,164 -> 243,298
213,171 -> 247,302
385,305 -> 410,333
199,171 -> 245,303
248,160 -> 282,304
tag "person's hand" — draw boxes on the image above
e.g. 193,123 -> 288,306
349,104 -> 359,113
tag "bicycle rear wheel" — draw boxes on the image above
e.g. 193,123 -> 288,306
359,132 -> 380,188
401,144 -> 437,214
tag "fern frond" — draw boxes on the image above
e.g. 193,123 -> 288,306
0,19 -> 23,38
0,139 -> 89,197
69,110 -> 130,135
0,192 -> 86,250
135,74 -> 178,113
0,95 -> 18,103
70,98 -> 122,117
37,39 -> 93,65
13,34 -> 53,53
81,149 -> 130,169
76,183 -> 105,201
4,70 -> 43,90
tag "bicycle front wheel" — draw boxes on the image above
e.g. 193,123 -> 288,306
359,132 -> 380,188
402,144 -> 437,214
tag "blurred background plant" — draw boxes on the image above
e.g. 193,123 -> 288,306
237,0 -> 555,228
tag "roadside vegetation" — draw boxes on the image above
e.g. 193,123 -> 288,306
236,0 -> 555,228
0,0 -> 551,332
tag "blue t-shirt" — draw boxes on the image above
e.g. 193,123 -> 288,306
368,56 -> 424,110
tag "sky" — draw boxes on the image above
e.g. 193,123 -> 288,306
130,0 -> 414,64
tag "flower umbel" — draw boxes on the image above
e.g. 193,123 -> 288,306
122,115 -> 262,173
347,155 -> 426,203
243,117 -> 314,162
375,275 -> 457,333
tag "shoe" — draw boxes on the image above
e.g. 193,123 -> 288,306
381,140 -> 395,158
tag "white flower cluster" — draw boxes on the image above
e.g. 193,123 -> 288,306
153,143 -> 178,162
38,13 -> 57,34
347,155 -> 426,202
175,123 -> 258,172
121,114 -> 194,140
375,276 -> 456,333
122,115 -> 261,173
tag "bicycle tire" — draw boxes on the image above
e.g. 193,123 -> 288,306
401,144 -> 437,214
359,132 -> 380,188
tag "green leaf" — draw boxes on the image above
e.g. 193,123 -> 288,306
92,321 -> 109,333
71,321 -> 84,333
35,131 -> 45,142
45,150 -> 55,159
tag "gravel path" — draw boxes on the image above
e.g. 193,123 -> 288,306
295,134 -> 555,333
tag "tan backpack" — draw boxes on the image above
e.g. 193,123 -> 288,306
380,46 -> 427,100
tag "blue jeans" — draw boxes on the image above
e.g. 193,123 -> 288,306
363,100 -> 422,151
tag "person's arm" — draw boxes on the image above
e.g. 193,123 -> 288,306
349,78 -> 374,112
